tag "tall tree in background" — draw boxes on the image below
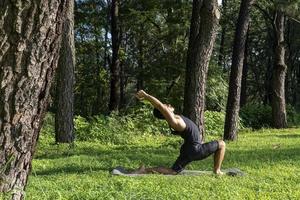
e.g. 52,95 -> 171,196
0,1 -> 67,199
55,0 -> 75,143
224,0 -> 255,141
271,10 -> 287,128
218,0 -> 227,71
240,29 -> 249,107
183,0 -> 220,139
109,0 -> 121,111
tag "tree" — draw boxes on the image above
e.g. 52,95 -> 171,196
109,0 -> 121,111
55,0 -> 75,143
183,0 -> 220,140
224,0 -> 255,141
0,0 -> 67,199
74,0 -> 110,116
240,29 -> 249,107
218,0 -> 227,71
271,10 -> 287,128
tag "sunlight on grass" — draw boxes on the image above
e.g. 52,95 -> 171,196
25,128 -> 300,200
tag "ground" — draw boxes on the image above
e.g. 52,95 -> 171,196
22,128 -> 300,199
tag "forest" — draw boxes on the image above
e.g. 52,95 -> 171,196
0,0 -> 300,199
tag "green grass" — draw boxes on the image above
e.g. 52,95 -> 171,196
23,128 -> 300,200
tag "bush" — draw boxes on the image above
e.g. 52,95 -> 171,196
75,107 -> 230,142
286,104 -> 300,126
41,107 -> 242,144
204,111 -> 225,136
206,61 -> 228,112
240,104 -> 272,129
74,105 -> 170,144
240,104 -> 299,129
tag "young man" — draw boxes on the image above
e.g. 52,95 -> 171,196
134,90 -> 226,175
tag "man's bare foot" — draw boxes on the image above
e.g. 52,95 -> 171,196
214,169 -> 225,175
135,164 -> 146,174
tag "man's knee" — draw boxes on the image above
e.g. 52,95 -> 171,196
218,140 -> 226,149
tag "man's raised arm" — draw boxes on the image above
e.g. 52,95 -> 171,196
135,90 -> 179,128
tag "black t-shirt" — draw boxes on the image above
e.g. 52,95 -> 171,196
171,115 -> 202,145
171,115 -> 218,173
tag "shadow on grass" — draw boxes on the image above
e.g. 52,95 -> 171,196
32,165 -> 108,176
274,134 -> 300,138
32,142 -> 300,176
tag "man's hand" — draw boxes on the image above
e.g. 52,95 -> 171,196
135,90 -> 148,101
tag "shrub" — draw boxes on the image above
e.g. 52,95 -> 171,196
286,104 -> 300,126
204,111 -> 225,136
240,104 -> 272,129
74,105 -> 170,144
206,76 -> 228,112
41,107 -> 243,144
240,104 -> 299,129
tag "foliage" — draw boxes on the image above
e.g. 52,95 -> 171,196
204,111 -> 225,136
74,105 -> 171,144
26,128 -> 300,199
206,62 -> 228,111
286,104 -> 300,126
240,104 -> 273,129
42,107 -> 230,145
240,104 -> 299,129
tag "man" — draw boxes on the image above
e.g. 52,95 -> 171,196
134,90 -> 226,175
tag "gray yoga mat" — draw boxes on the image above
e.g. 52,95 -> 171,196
111,166 -> 246,177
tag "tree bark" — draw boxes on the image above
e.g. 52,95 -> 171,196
271,11 -> 287,128
240,29 -> 249,107
297,65 -> 300,110
109,0 -> 121,111
218,0 -> 227,71
223,0 -> 255,141
183,0 -> 220,141
136,35 -> 144,92
55,0 -> 75,143
0,1 -> 66,199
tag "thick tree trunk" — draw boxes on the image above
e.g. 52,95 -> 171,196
183,0 -> 220,141
55,0 -> 75,143
223,0 -> 254,141
271,11 -> 287,128
0,1 -> 66,199
109,0 -> 121,111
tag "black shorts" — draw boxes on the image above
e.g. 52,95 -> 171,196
171,140 -> 219,173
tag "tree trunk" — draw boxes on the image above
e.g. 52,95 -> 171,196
296,65 -> 300,110
0,1 -> 66,199
55,0 -> 75,143
218,0 -> 227,71
264,51 -> 273,105
223,0 -> 255,141
136,35 -> 144,91
119,62 -> 125,108
271,11 -> 287,128
240,29 -> 249,107
109,0 -> 121,111
183,0 -> 220,141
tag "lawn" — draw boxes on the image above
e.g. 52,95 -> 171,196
24,128 -> 300,200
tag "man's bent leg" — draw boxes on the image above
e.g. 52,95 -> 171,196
213,140 -> 226,174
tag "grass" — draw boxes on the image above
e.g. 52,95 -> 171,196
21,128 -> 300,200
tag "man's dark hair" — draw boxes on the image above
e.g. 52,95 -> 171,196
153,108 -> 165,120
